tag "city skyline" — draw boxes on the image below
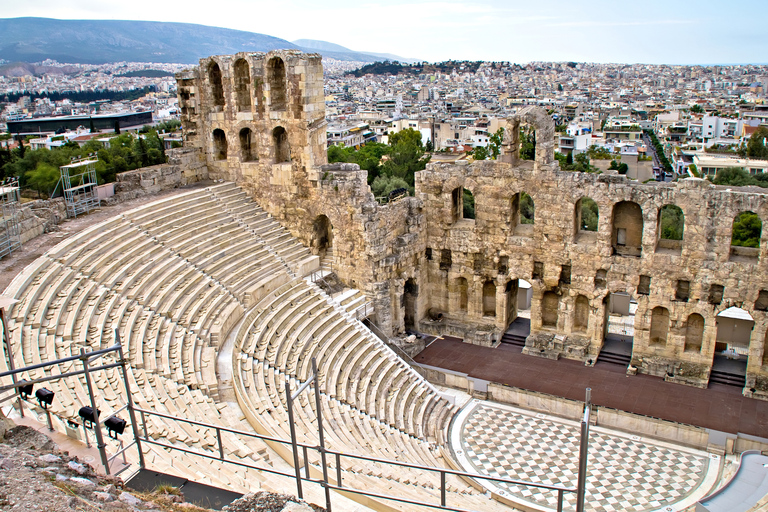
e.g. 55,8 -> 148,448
2,0 -> 767,66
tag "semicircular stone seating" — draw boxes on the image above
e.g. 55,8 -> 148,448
2,182 -> 513,511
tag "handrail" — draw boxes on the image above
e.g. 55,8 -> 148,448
133,406 -> 577,511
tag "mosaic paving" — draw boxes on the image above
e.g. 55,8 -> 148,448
452,401 -> 718,512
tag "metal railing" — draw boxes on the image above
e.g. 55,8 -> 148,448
132,358 -> 590,512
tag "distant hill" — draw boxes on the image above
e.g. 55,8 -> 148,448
0,61 -> 79,77
0,18 -> 400,66
293,39 -> 420,64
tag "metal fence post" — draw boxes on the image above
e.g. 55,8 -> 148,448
81,349 -> 110,475
312,357 -> 332,512
576,387 -> 591,512
116,335 -> 145,469
286,379 -> 303,500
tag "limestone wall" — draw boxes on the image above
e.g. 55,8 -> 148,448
114,147 -> 207,200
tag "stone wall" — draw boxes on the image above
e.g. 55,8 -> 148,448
114,147 -> 208,201
177,52 -> 768,396
14,198 -> 67,244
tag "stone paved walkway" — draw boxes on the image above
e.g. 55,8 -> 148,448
451,401 -> 720,512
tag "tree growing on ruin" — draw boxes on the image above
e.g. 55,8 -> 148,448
747,126 -> 768,159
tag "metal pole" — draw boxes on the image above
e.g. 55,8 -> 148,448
576,388 -> 591,512
440,470 -> 446,507
1,308 -> 23,418
286,379 -> 303,500
116,336 -> 145,469
313,357 -> 332,512
81,349 -> 110,475
557,489 -> 563,512
44,408 -> 53,431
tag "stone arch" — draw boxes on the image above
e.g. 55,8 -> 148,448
239,127 -> 256,161
657,204 -> 684,252
208,61 -> 225,108
234,58 -> 251,111
684,313 -> 705,353
456,277 -> 468,313
541,291 -> 559,328
311,214 -> 333,257
267,56 -> 287,111
649,306 -> 670,346
730,211 -> 762,262
575,196 -> 599,234
273,126 -> 290,163
212,129 -> 227,160
612,201 -> 643,256
500,106 -> 555,171
574,295 -> 589,333
482,280 -> 496,317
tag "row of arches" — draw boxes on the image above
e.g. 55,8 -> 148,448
211,127 -> 289,163
208,56 -> 287,112
449,189 -> 763,256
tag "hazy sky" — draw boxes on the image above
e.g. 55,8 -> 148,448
3,0 -> 767,64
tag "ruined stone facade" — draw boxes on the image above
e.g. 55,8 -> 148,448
177,52 -> 768,398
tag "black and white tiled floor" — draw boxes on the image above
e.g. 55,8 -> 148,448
451,400 -> 720,512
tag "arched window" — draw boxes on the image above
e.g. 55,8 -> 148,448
273,126 -> 289,163
213,129 -> 227,160
657,204 -> 684,252
684,313 -> 704,353
234,58 -> 251,111
541,291 -> 558,328
239,128 -> 255,161
649,306 -> 670,346
574,295 -> 589,332
575,197 -> 598,234
268,57 -> 287,111
482,280 -> 496,317
612,201 -> 643,256
208,61 -> 225,108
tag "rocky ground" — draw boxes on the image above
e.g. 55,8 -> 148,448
0,414 -> 322,512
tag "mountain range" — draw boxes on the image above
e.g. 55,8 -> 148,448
0,18 -> 416,65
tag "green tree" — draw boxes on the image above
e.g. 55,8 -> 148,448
463,188 -> 475,219
26,162 -> 60,198
520,192 -> 534,224
580,198 -> 598,231
381,128 -> 429,187
425,138 -> 433,153
617,163 -> 629,175
690,104 -> 704,114
371,174 -> 411,198
747,126 -> 768,159
659,205 -> 684,240
566,152 -> 573,166
472,145 -> 489,160
608,159 -> 619,170
488,128 -> 504,159
520,128 -> 535,160
731,212 -> 762,248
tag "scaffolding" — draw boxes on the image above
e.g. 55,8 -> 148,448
60,156 -> 100,218
0,177 -> 22,260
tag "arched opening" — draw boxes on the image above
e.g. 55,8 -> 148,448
574,295 -> 589,333
520,192 -> 534,224
575,197 -> 599,237
612,201 -> 643,257
597,292 -> 635,367
482,280 -> 496,317
456,277 -> 468,313
239,128 -> 256,161
730,211 -> 762,262
713,307 -> 753,386
234,58 -> 251,111
541,291 -> 558,328
267,57 -> 287,111
657,204 -> 684,253
684,313 -> 704,353
208,61 -> 225,108
212,129 -> 227,160
403,278 -> 418,331
311,215 -> 333,258
649,306 -> 670,346
504,279 -> 518,327
273,126 -> 290,163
